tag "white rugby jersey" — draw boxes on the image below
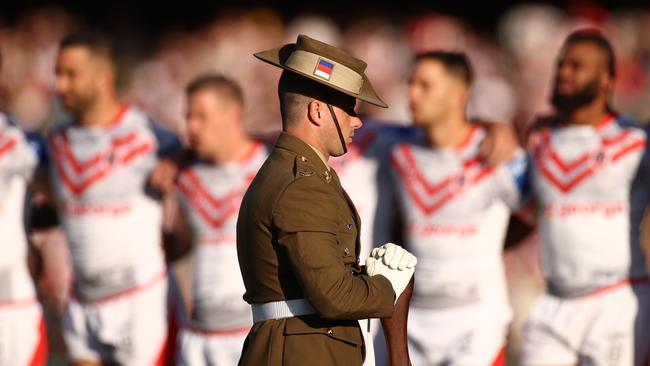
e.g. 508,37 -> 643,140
531,114 -> 649,296
48,105 -> 179,301
177,142 -> 266,331
0,113 -> 38,302
389,126 -> 526,309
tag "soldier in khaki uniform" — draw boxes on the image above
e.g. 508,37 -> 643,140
236,35 -> 416,366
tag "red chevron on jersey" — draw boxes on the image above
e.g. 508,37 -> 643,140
177,169 -> 254,229
391,143 -> 494,215
0,131 -> 16,159
534,115 -> 646,194
50,129 -> 153,196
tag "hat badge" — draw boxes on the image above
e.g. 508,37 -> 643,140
313,58 -> 334,81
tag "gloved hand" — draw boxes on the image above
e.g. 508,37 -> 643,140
370,243 -> 417,270
366,255 -> 415,303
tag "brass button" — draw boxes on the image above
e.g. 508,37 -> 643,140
300,156 -> 307,162
344,248 -> 350,255
324,171 -> 332,183
327,329 -> 333,335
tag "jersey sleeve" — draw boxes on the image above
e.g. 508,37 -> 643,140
24,131 -> 49,171
495,148 -> 530,211
5,125 -> 39,181
630,132 -> 650,229
148,119 -> 182,158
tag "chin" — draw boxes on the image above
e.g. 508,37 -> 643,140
331,150 -> 345,158
62,102 -> 78,114
411,116 -> 429,126
193,147 -> 208,159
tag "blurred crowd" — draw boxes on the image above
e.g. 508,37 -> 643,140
2,2 -> 650,365
2,3 -> 650,139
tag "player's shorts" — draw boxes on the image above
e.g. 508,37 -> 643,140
407,301 -> 510,366
63,273 -> 168,365
0,299 -> 47,366
521,280 -> 650,366
177,324 -> 250,366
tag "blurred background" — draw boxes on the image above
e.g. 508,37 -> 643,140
2,0 -> 650,137
2,1 -> 650,364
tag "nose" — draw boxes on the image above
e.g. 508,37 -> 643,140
556,61 -> 572,82
408,88 -> 420,110
55,75 -> 68,94
186,118 -> 200,135
352,116 -> 363,129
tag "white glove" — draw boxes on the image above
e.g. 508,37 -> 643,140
365,256 -> 414,303
370,243 -> 417,270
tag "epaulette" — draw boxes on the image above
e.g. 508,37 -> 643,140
294,154 -> 333,183
295,154 -> 315,178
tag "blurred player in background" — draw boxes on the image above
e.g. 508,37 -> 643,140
172,74 -> 265,366
0,50 -> 48,366
382,51 -> 528,365
521,29 -> 650,366
47,31 -> 180,365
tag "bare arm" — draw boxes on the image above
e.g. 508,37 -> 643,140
162,194 -> 193,263
381,277 -> 414,366
478,122 -> 519,166
377,159 -> 414,365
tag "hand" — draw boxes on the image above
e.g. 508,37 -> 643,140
148,158 -> 178,195
366,256 -> 414,303
479,122 -> 518,166
371,243 -> 417,270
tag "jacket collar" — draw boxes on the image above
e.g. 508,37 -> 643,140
275,132 -> 330,173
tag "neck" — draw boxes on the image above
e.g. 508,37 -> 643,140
559,98 -> 610,126
78,94 -> 122,128
285,124 -> 329,162
209,133 -> 255,165
425,114 -> 472,149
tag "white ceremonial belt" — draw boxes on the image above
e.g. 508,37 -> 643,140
251,299 -> 316,323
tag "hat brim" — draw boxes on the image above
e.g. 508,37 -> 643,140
254,44 -> 388,108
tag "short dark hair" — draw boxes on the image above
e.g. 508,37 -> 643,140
59,30 -> 115,64
563,28 -> 616,78
186,74 -> 244,107
414,51 -> 474,86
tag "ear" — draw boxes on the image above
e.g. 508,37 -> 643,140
98,63 -> 115,90
231,105 -> 243,124
223,105 -> 238,127
452,83 -> 468,108
307,100 -> 324,127
458,88 -> 469,109
601,72 -> 612,91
